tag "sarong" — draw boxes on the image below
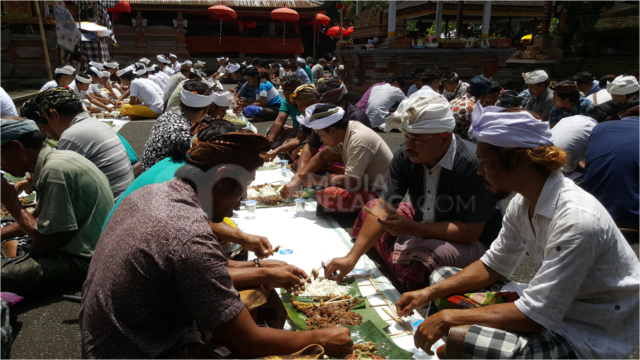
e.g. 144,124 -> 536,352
315,187 -> 379,214
120,104 -> 161,119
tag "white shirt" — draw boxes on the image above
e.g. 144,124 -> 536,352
148,75 -> 166,92
130,78 -> 164,114
171,61 -> 181,72
480,170 -> 639,359
279,67 -> 285,78
0,87 -> 18,117
68,81 -> 87,99
155,71 -> 171,86
217,65 -> 227,74
40,80 -> 59,92
550,115 -> 597,173
162,66 -> 175,76
409,85 -> 439,99
88,82 -> 102,94
586,88 -> 612,106
422,136 -> 456,223
365,83 -> 407,128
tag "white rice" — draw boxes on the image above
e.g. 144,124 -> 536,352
298,277 -> 350,298
247,185 -> 278,200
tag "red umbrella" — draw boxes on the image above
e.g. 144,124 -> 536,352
327,26 -> 348,37
208,4 -> 237,43
271,6 -> 299,46
107,0 -> 131,20
343,26 -> 354,36
308,13 -> 330,25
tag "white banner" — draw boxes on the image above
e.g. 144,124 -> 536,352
53,1 -> 81,52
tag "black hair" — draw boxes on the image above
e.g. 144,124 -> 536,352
282,74 -> 302,89
588,101 -> 622,123
488,81 -> 502,94
54,73 -> 65,81
314,104 -> 350,132
181,81 -> 214,113
260,60 -> 271,69
441,72 -> 459,84
251,57 -> 262,66
317,79 -> 349,104
385,74 -> 404,87
270,63 -> 280,69
20,98 -> 47,124
624,91 -> 640,100
49,100 -> 84,117
188,70 -> 203,80
1,129 -> 46,150
533,79 -> 551,88
598,74 -> 617,89
573,71 -> 594,86
245,57 -> 252,62
244,67 -> 259,78
553,80 -> 580,103
421,70 -> 441,85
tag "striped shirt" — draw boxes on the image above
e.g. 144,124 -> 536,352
58,112 -> 134,199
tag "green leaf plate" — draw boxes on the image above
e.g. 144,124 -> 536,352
341,320 -> 415,359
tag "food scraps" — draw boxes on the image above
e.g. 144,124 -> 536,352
297,300 -> 362,330
247,184 -> 285,206
345,342 -> 386,360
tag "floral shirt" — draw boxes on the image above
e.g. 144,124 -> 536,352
549,97 -> 595,126
141,110 -> 192,173
443,81 -> 470,102
449,93 -> 477,140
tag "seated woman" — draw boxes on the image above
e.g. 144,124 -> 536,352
239,68 -> 283,122
80,127 -> 353,359
116,65 -> 165,120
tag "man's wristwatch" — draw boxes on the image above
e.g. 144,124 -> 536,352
254,258 -> 261,267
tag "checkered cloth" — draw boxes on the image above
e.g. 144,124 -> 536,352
427,267 -> 578,359
82,40 -> 110,70
94,0 -> 117,46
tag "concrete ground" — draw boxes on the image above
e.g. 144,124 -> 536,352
8,116 -> 640,359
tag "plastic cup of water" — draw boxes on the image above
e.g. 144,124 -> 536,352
295,198 -> 306,216
245,200 -> 257,219
279,159 -> 289,170
412,320 -> 428,356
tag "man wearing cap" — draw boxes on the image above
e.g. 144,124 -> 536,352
96,70 -> 121,99
325,95 -> 502,291
449,75 -> 491,139
312,59 -> 326,83
142,80 -> 217,172
40,65 -> 76,92
35,87 -> 135,199
116,66 -> 165,120
157,55 -> 175,76
0,87 -> 18,117
522,70 -> 554,121
213,57 -> 230,81
548,80 -> 594,126
69,72 -> 103,113
169,53 -> 181,72
226,63 -> 245,93
163,64 -> 193,104
393,104 -> 639,359
366,74 -> 406,129
294,57 -> 311,84
1,119 -> 113,294
441,72 -> 469,102
85,67 -> 115,108
165,68 -> 206,112
580,100 -> 639,230
607,75 -> 639,105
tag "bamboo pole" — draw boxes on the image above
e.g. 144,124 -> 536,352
35,1 -> 53,80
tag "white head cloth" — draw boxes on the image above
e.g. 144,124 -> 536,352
385,95 -> 455,134
116,65 -> 135,77
101,71 -> 111,78
217,57 -> 228,62
180,88 -> 214,108
197,60 -> 206,65
468,103 -> 554,148
170,53 -> 177,59
89,61 -> 104,70
190,68 -> 206,79
227,63 -> 241,73
157,55 -> 171,64
139,58 -> 150,65
296,57 -> 305,64
332,57 -> 337,61
607,75 -> 639,95
296,104 -> 345,130
55,65 -> 75,75
183,60 -> 193,65
211,91 -> 235,107
146,66 -> 156,72
103,61 -> 119,69
75,74 -> 92,84
135,62 -> 145,67
89,66 -> 103,77
522,70 -> 549,84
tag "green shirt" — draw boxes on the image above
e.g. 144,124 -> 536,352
279,97 -> 301,128
33,146 -> 114,260
305,65 -> 314,83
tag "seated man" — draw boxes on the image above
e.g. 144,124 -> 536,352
312,58 -> 326,83
580,103 -> 639,230
607,75 -> 639,105
40,65 -> 76,92
265,75 -> 303,152
1,119 -> 113,295
548,80 -> 594,127
409,70 -> 441,99
80,129 -> 353,359
325,96 -> 502,291
366,74 -> 406,130
550,115 -> 597,175
355,80 -> 385,112
450,75 -> 491,139
0,87 -> 18,117
441,72 -> 469,102
279,79 -> 371,197
169,53 -> 181,72
116,65 -> 165,120
69,72 -> 101,113
166,68 -> 206,112
156,54 -> 175,76
586,74 -> 616,106
495,90 -> 524,109
407,68 -> 425,97
85,67 -> 114,109
522,70 -> 554,121
163,63 -> 191,105
573,71 -> 599,96
144,66 -> 167,91
296,104 -> 392,215
295,57 -> 311,84
481,81 -> 502,106
35,87 -> 134,199
396,105 -> 639,359
240,68 -> 282,122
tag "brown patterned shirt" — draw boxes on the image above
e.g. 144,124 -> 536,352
80,178 -> 244,359
449,93 -> 477,140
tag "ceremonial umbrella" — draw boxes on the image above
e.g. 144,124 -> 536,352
271,6 -> 299,47
107,0 -> 131,20
208,3 -> 237,43
308,13 -> 330,58
327,26 -> 348,37
343,26 -> 354,36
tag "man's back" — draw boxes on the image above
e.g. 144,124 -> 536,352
312,64 -> 324,82
164,73 -> 187,102
58,112 -> 134,199
366,83 -> 406,128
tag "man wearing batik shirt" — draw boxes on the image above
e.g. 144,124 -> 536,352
441,72 -> 469,102
522,70 -> 554,121
449,75 -> 491,140
548,80 -> 594,127
394,104 -> 639,359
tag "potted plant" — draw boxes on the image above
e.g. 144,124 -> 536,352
425,35 -> 439,48
337,40 -> 348,50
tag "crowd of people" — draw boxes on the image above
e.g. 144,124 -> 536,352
0,53 -> 638,359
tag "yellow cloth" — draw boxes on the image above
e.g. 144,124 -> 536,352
120,104 -> 161,118
223,217 -> 237,229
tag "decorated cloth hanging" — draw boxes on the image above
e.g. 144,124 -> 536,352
271,6 -> 299,46
208,4 -> 237,43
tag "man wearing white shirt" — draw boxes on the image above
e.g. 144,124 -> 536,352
156,55 -> 175,76
0,87 -> 18,117
144,66 -> 167,92
169,53 -> 181,72
117,66 -> 164,120
396,104 -> 639,359
408,70 -> 442,99
40,65 -> 76,92
586,74 -> 615,106
365,74 -> 406,129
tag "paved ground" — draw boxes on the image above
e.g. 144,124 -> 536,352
8,116 -> 640,359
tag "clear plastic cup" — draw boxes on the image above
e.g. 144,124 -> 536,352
295,198 -> 306,216
279,159 -> 289,170
412,320 -> 428,356
245,200 -> 257,219
281,169 -> 292,181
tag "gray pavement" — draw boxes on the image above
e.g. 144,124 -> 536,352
8,116 -> 640,359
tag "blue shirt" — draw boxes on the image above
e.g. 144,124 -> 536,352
258,80 -> 282,106
549,97 -> 594,125
295,67 -> 310,84
407,84 -> 419,97
580,117 -> 639,224
235,77 -> 247,92
238,82 -> 257,101
589,80 -> 601,96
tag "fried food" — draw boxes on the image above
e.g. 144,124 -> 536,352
345,342 -> 385,359
300,300 -> 362,329
247,184 -> 285,206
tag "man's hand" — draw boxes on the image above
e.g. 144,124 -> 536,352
265,265 -> 309,294
260,259 -> 287,268
1,177 -> 22,215
414,311 -> 451,356
299,173 -> 325,188
279,181 -> 297,199
14,177 -> 33,194
263,150 -> 279,163
241,234 -> 272,258
378,215 -> 416,237
314,327 -> 354,358
396,288 -> 432,317
88,106 -> 101,113
323,255 -> 357,283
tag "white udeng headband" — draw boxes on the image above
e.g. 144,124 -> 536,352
102,71 -> 111,78
181,88 -> 214,107
146,66 -> 155,72
135,68 -> 147,76
296,103 -> 345,130
217,57 -> 228,62
55,65 -> 75,75
89,66 -> 103,77
104,61 -> 119,69
75,74 -> 92,84
116,65 -> 135,77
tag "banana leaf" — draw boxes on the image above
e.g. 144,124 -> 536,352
342,320 -> 415,360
